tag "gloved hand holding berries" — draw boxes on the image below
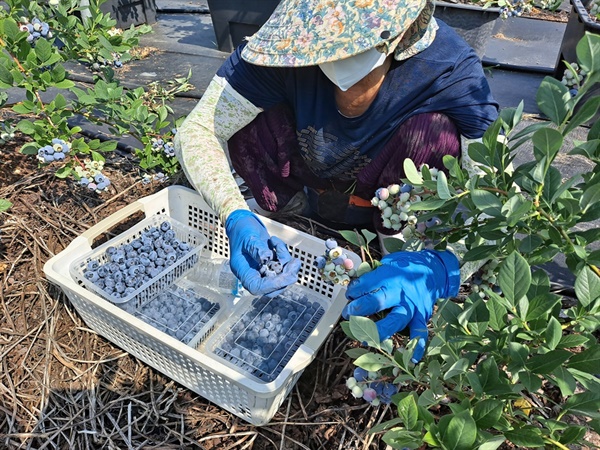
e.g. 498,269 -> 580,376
225,209 -> 301,296
342,249 -> 460,363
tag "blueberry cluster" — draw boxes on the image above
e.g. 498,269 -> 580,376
213,289 -> 324,382
151,137 -> 175,158
19,18 -> 52,45
259,252 -> 284,277
0,125 -> 16,145
82,220 -> 194,300
90,53 -> 123,72
499,0 -> 533,19
346,367 -> 398,406
74,159 -> 111,192
314,238 -> 356,286
121,284 -> 220,344
142,172 -> 167,185
470,260 -> 502,298
560,63 -> 587,97
36,138 -> 71,163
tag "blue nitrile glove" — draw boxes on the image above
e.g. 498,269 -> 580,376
225,209 -> 301,296
343,249 -> 460,363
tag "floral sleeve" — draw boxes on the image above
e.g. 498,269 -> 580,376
174,75 -> 263,223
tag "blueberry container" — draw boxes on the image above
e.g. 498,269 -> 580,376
203,285 -> 326,383
120,278 -> 221,347
69,214 -> 206,308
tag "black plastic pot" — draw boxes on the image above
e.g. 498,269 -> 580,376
434,1 -> 501,58
99,0 -> 157,29
554,0 -> 600,124
206,0 -> 500,57
206,0 -> 280,53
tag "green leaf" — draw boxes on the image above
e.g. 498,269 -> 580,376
1,18 -> 21,43
339,321 -> 355,340
559,426 -> 587,445
472,399 -> 504,429
525,349 -> 571,374
462,245 -> 497,262
356,261 -> 372,277
536,76 -> 570,125
531,127 -> 563,163
436,171 -> 451,199
339,230 -> 365,248
518,370 -> 542,392
444,358 -> 470,380
382,429 -> 422,448
526,293 -> 560,321
519,235 -> 543,253
34,38 -> 53,63
348,316 -> 380,347
368,417 -> 404,434
568,345 -> 600,374
545,316 -> 562,350
504,427 -> 545,447
580,183 -> 600,215
562,392 -> 600,419
345,348 -> 370,359
0,62 -> 14,87
354,353 -> 394,371
487,300 -> 507,331
574,266 -> 600,307
439,410 -> 477,450
557,334 -> 590,349
477,435 -> 506,450
471,189 -> 502,217
54,166 -> 73,179
397,393 -> 419,431
361,229 -> 377,246
16,119 -> 37,135
0,199 -> 13,212
565,96 -> 600,136
404,159 -> 423,185
577,31 -> 600,73
498,252 -> 531,305
550,366 -> 577,397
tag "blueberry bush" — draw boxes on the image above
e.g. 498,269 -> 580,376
326,32 -> 600,449
0,0 -> 193,191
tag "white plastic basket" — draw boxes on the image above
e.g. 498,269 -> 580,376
69,214 -> 206,307
44,186 -> 357,425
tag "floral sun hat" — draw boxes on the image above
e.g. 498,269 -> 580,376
241,0 -> 436,67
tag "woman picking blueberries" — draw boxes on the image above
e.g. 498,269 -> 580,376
175,0 -> 499,362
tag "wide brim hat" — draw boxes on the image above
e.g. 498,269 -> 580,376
241,0 -> 432,67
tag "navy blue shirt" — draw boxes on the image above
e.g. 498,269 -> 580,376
217,21 -> 499,179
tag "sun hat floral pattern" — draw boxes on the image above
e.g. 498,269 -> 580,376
241,0 -> 434,67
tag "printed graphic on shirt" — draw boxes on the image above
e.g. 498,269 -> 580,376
297,126 -> 371,179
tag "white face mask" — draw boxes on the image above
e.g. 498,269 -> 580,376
318,48 -> 387,91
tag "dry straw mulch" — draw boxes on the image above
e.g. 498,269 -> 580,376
0,130 -> 396,449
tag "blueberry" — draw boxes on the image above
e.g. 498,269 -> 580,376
353,367 -> 369,382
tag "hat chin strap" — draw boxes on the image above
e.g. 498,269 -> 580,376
318,48 -> 387,92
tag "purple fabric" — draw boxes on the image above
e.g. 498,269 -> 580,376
228,103 -> 460,225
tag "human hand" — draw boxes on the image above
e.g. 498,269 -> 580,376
225,209 -> 301,296
343,250 -> 460,363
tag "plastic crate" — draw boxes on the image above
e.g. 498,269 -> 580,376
69,214 -> 206,308
44,185 -> 358,425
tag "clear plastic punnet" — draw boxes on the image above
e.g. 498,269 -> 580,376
123,278 -> 222,347
204,285 -> 326,383
69,214 -> 206,308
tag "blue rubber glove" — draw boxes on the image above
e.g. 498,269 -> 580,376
225,209 -> 301,296
343,249 -> 460,363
